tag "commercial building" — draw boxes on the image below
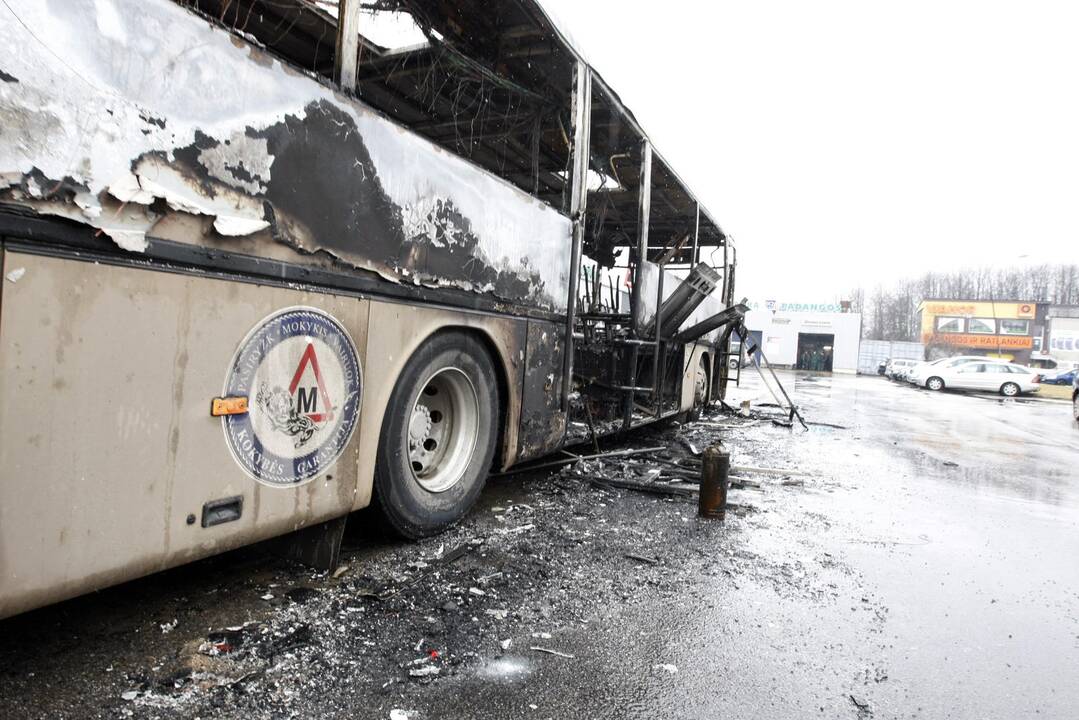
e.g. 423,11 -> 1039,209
918,299 -> 1037,364
1042,305 -> 1079,368
744,301 -> 862,373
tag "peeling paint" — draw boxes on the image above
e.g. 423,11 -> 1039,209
0,0 -> 572,311
108,173 -> 155,206
212,215 -> 271,237
195,132 -> 273,195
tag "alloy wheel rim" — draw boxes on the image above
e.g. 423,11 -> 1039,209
407,367 -> 480,493
694,362 -> 708,405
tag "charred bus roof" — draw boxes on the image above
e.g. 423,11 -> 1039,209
179,0 -> 730,268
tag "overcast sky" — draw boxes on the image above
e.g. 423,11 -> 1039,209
541,0 -> 1079,302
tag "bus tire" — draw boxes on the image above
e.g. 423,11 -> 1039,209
693,355 -> 709,408
373,331 -> 499,539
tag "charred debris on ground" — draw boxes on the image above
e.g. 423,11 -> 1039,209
13,401 -> 821,718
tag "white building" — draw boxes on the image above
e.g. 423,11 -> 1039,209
743,302 -> 863,374
1046,313 -> 1079,367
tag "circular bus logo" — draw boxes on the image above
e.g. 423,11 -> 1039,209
222,307 -> 362,486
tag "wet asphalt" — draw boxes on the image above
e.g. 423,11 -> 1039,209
1,372 -> 1076,719
424,374 -> 1079,720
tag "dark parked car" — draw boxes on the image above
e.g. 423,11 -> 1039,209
1047,369 -> 1076,386
1073,372 -> 1079,423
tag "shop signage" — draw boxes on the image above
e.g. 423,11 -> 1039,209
750,301 -> 844,313
922,301 -> 1036,320
926,333 -> 1033,350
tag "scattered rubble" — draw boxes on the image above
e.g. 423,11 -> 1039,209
529,647 -> 575,659
0,399 -> 839,718
849,693 -> 873,717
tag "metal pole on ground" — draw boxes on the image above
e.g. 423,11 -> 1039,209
736,325 -> 809,430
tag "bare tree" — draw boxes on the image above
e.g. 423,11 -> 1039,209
854,263 -> 1079,341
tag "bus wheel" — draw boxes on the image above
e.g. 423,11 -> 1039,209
373,331 -> 499,539
694,356 -> 709,408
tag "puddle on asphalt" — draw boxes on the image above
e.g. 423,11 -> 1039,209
475,655 -> 534,682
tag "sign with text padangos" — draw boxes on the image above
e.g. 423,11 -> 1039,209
749,301 -> 845,313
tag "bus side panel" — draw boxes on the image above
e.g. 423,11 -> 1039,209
0,251 -> 367,619
351,301 -> 528,512
517,319 -> 567,462
0,0 -> 573,315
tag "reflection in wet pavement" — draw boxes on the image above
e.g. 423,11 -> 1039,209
475,655 -> 533,682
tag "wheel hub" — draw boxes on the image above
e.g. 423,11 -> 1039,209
694,362 -> 708,405
406,367 -> 480,493
409,404 -> 433,449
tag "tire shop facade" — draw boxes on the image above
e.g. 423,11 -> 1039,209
744,301 -> 863,373
918,299 -> 1038,364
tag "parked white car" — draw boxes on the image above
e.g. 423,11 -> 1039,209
921,361 -> 1041,397
907,356 -> 986,386
884,358 -> 919,381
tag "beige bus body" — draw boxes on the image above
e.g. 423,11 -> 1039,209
0,0 -> 735,618
0,248 -> 713,618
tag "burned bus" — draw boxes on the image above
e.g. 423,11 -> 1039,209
0,0 -> 741,618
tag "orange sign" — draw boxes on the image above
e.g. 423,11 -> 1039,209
924,303 -> 978,316
926,333 -> 1033,349
921,300 -> 1036,320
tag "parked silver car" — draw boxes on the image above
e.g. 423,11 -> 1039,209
922,361 -> 1041,397
907,355 -> 986,386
